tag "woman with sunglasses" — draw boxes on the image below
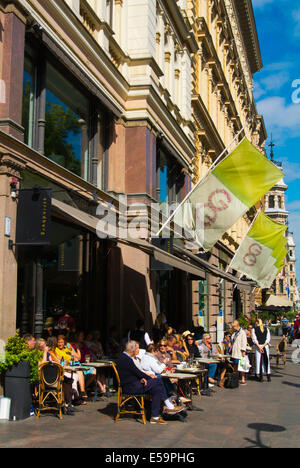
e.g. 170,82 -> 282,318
156,339 -> 173,368
183,334 -> 200,359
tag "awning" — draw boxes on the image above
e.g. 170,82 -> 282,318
266,295 -> 293,308
174,244 -> 256,288
152,248 -> 205,278
51,199 -> 206,279
52,198 -> 100,232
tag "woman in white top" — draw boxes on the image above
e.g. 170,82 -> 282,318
231,320 -> 248,385
141,344 -> 167,376
141,344 -> 176,396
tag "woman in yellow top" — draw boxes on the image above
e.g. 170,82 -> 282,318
55,335 -> 88,404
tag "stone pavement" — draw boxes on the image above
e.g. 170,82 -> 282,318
0,340 -> 300,448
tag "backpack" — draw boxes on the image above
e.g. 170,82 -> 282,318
224,372 -> 239,389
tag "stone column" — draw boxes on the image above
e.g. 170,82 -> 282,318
0,1 -> 27,140
0,152 -> 26,344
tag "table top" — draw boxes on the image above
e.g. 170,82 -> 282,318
64,366 -> 87,372
194,357 -> 220,364
175,367 -> 207,374
211,354 -> 232,360
81,362 -> 113,368
162,372 -> 199,380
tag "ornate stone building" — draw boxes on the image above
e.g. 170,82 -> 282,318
0,0 -> 267,348
186,0 -> 267,335
258,149 -> 298,311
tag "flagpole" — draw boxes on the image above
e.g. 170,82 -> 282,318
155,121 -> 250,238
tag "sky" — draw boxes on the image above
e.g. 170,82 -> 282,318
252,0 -> 300,282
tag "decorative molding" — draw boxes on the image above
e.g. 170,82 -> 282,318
0,152 -> 26,178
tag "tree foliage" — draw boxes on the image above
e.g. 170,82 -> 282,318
45,103 -> 82,176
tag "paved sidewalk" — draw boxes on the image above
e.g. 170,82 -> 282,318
0,342 -> 299,448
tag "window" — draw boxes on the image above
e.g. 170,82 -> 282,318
198,277 -> 209,330
157,148 -> 185,215
45,63 -> 90,179
159,151 -> 169,210
21,44 -> 108,187
279,279 -> 284,294
269,195 -> 275,209
22,55 -> 36,147
218,277 -> 225,317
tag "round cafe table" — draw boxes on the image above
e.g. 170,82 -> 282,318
162,371 -> 204,411
81,362 -> 115,402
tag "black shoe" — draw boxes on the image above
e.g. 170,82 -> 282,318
64,406 -> 75,416
267,375 -> 271,382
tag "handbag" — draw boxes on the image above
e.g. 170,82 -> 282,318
224,372 -> 239,389
238,356 -> 251,373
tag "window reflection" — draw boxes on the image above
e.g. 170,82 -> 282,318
22,56 -> 36,147
45,64 -> 90,179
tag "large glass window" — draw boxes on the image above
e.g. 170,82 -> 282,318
157,149 -> 185,215
218,263 -> 226,319
198,278 -> 209,330
45,63 -> 90,179
22,56 -> 36,147
160,155 -> 168,210
21,45 -> 109,186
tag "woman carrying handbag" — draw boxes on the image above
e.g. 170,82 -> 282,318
231,320 -> 248,385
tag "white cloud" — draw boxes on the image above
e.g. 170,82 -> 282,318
252,0 -> 274,7
253,81 -> 266,100
287,200 -> 300,211
260,71 -> 290,92
257,96 -> 300,138
287,211 -> 300,280
292,8 -> 300,37
280,158 -> 300,184
263,62 -> 293,73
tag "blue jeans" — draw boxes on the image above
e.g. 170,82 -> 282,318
205,363 -> 217,380
156,374 -> 175,396
124,378 -> 167,418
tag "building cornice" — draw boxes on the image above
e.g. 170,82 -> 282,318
232,0 -> 263,74
158,0 -> 198,54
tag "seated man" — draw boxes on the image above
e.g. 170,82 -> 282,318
117,341 -> 184,424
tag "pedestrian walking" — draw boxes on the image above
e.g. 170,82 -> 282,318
252,319 -> 271,382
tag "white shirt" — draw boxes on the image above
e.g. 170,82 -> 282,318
141,352 -> 166,376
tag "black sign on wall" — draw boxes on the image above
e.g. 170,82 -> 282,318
58,237 -> 80,272
16,187 -> 52,246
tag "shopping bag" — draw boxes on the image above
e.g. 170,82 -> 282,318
238,356 -> 251,373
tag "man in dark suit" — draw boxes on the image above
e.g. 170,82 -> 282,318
117,341 -> 184,424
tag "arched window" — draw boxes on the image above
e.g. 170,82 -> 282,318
269,195 -> 275,209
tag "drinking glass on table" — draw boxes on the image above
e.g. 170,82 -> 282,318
85,355 -> 91,364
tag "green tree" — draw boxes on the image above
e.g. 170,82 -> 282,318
45,103 -> 82,176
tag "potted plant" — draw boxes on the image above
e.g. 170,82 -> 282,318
0,333 -> 42,420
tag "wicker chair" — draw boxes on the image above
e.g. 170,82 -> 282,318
36,362 -> 64,420
111,362 -> 146,424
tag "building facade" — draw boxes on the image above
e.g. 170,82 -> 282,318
0,0 -> 266,348
257,153 -> 298,311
